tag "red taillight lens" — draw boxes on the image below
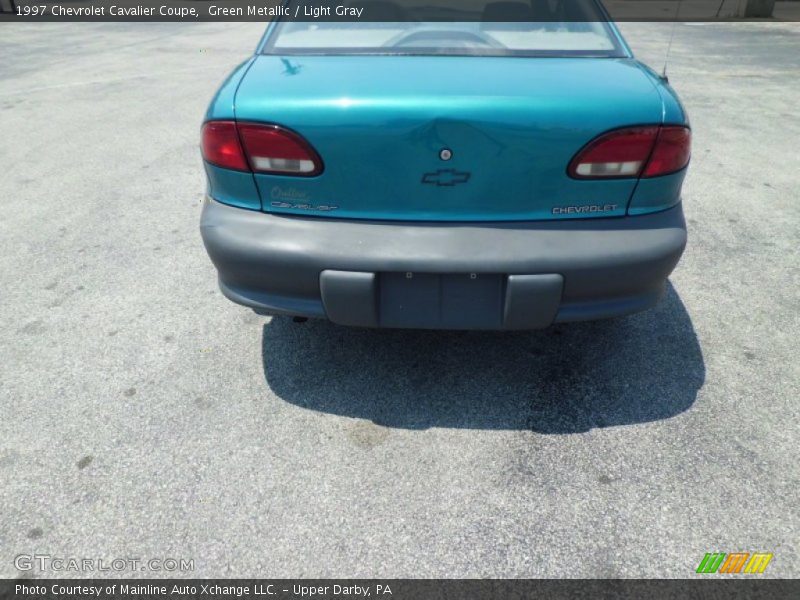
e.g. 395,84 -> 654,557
201,121 -> 248,171
569,126 -> 658,179
238,123 -> 323,176
642,126 -> 692,178
201,121 -> 323,176
568,125 -> 691,179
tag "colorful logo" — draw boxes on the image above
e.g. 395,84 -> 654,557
696,552 -> 773,574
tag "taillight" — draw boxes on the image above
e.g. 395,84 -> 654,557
568,125 -> 690,179
201,121 -> 248,171
642,126 -> 692,177
201,121 -> 323,176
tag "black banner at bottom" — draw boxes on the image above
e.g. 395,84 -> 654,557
1,580 -> 799,600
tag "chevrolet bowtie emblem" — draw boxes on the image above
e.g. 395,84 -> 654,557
421,168 -> 471,187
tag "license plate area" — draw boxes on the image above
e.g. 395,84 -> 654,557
378,272 -> 504,329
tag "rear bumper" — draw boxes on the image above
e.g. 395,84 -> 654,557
200,198 -> 687,329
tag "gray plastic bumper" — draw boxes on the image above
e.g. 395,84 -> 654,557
200,198 -> 687,329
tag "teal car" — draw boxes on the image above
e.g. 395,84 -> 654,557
200,1 -> 690,330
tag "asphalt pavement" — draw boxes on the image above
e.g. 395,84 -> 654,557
0,22 -> 798,578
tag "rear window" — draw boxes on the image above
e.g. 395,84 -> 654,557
263,1 -> 624,58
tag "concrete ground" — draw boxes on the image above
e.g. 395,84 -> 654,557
0,22 -> 797,578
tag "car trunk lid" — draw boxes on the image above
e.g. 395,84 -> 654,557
235,55 -> 663,221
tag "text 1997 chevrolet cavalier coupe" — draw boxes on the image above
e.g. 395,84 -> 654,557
200,1 -> 690,330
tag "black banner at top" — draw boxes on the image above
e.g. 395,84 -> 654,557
1,0 -> 800,22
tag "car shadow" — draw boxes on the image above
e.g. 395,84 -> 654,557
260,283 -> 704,433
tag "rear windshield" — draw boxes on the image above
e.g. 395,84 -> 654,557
264,1 -> 625,58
